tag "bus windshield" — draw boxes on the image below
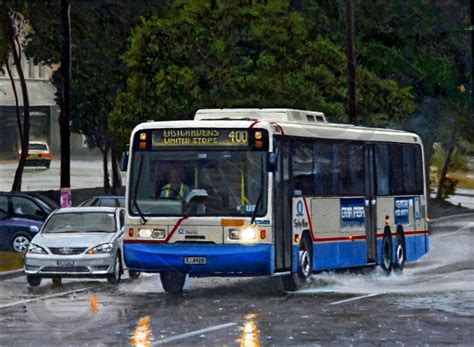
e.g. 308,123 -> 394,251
129,150 -> 268,217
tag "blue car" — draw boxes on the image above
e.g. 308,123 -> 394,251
0,193 -> 55,252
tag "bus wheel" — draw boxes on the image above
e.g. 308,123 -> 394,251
282,236 -> 313,291
160,271 -> 186,294
394,227 -> 406,272
129,270 -> 141,280
381,233 -> 393,274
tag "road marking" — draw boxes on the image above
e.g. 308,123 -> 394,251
329,293 -> 380,305
0,287 -> 93,309
153,322 -> 237,345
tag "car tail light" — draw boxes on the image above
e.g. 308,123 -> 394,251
39,152 -> 52,158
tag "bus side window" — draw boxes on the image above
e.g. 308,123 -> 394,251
293,140 -> 315,196
314,142 -> 335,196
375,144 -> 390,195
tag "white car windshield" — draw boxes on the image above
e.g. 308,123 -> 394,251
42,212 -> 116,233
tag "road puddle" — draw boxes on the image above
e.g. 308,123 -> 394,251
300,230 -> 474,296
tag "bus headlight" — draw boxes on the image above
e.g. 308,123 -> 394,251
152,228 -> 166,239
138,228 -> 153,238
228,227 -> 256,241
138,228 -> 166,239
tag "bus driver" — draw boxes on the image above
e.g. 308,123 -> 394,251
159,166 -> 191,200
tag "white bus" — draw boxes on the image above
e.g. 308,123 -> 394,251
122,109 -> 429,292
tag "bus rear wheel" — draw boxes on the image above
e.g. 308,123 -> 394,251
394,227 -> 406,272
381,233 -> 393,274
282,236 -> 313,291
160,271 -> 186,294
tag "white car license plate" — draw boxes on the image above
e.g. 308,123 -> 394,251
57,260 -> 75,267
184,257 -> 206,265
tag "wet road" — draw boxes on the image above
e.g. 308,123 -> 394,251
0,159 -> 125,191
0,218 -> 473,346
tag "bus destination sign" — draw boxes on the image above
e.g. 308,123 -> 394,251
152,129 -> 250,148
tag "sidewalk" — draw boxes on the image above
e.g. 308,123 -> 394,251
0,252 -> 24,279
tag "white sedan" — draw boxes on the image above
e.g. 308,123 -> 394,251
24,207 -> 130,287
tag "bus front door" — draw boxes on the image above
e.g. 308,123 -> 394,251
273,139 -> 292,272
364,144 -> 377,264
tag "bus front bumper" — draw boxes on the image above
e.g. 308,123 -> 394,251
123,243 -> 273,276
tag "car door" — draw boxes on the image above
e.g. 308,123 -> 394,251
0,196 -> 12,251
11,196 -> 47,221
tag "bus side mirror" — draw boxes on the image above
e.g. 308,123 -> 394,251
120,147 -> 129,172
267,152 -> 278,172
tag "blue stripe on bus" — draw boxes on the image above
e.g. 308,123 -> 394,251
304,234 -> 429,272
124,243 -> 274,276
312,241 -> 367,271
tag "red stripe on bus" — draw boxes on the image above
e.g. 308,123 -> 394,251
249,120 -> 260,128
273,122 -> 285,135
302,197 -> 316,241
123,216 -> 189,244
314,235 -> 366,242
376,230 -> 428,238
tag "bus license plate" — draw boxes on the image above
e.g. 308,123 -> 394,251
57,260 -> 74,267
184,257 -> 206,265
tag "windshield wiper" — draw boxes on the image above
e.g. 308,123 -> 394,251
250,188 -> 263,226
133,155 -> 148,224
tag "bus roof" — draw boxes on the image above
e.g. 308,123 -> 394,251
133,109 -> 421,144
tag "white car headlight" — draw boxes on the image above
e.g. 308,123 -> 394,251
87,243 -> 114,255
28,243 -> 48,255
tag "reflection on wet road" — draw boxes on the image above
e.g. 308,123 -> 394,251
0,220 -> 472,345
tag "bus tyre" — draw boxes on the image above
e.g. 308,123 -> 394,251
107,253 -> 122,285
160,271 -> 186,294
394,227 -> 406,272
381,233 -> 393,274
27,275 -> 42,287
52,277 -> 62,286
129,270 -> 141,280
282,236 -> 313,292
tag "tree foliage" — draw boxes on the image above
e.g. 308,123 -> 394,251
25,1 -> 161,191
111,0 -> 415,147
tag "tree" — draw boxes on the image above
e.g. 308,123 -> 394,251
0,6 -> 31,192
111,0 -> 414,147
25,1 -> 161,193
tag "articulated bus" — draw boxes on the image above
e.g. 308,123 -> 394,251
122,109 -> 429,292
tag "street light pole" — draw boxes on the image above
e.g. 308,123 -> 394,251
60,0 -> 71,206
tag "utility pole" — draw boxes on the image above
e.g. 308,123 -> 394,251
346,0 -> 357,125
60,0 -> 71,206
471,0 -> 473,116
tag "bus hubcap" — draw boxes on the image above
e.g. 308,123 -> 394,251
396,244 -> 404,265
383,240 -> 391,269
299,250 -> 311,278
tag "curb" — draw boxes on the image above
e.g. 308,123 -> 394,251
0,269 -> 24,281
430,212 -> 474,224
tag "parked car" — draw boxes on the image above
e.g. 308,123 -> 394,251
19,141 -> 52,168
24,207 -> 127,287
0,192 -> 55,252
78,195 -> 125,208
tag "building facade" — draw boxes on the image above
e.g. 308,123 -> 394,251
0,56 -> 93,158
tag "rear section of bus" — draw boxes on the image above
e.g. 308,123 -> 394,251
122,117 -> 276,276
